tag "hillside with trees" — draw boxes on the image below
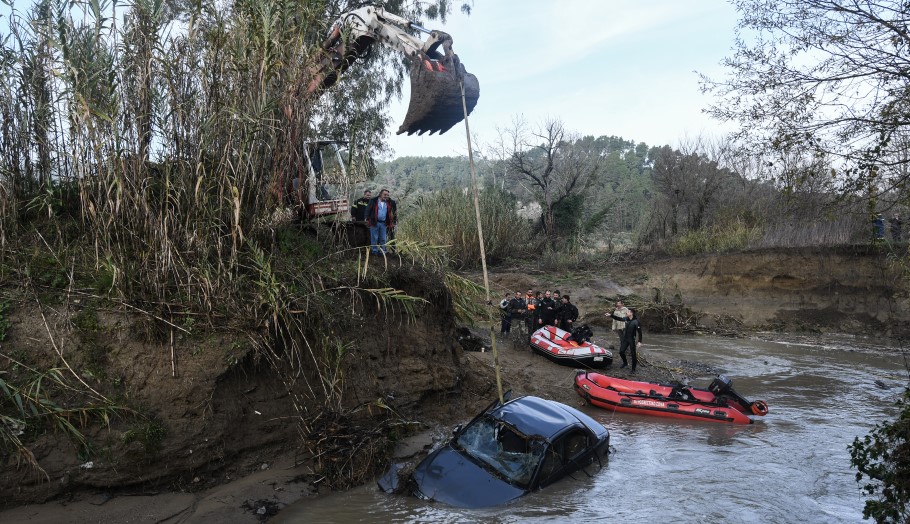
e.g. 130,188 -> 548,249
377,127 -> 876,268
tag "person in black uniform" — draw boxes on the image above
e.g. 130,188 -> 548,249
386,193 -> 399,250
499,292 -> 513,334
607,308 -> 643,373
509,291 -> 526,335
351,190 -> 372,221
538,290 -> 557,327
552,290 -> 563,324
556,295 -> 578,332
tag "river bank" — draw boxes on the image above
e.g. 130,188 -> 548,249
0,327 -> 733,523
4,328 -> 904,523
1,246 -> 907,521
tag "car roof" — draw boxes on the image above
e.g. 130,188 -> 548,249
490,396 -> 588,441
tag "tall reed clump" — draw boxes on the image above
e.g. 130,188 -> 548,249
0,0 -> 461,483
669,219 -> 763,256
0,0 -> 427,305
398,186 -> 533,267
752,214 -> 867,248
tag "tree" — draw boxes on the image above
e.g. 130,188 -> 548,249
702,0 -> 910,199
850,386 -> 910,523
505,117 -> 600,239
650,137 -> 735,237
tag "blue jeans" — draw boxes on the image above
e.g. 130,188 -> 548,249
370,223 -> 387,253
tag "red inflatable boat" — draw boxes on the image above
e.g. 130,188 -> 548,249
574,371 -> 768,424
529,325 -> 613,369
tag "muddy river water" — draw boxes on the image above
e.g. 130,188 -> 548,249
275,334 -> 907,523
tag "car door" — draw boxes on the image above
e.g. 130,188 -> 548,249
534,427 -> 593,489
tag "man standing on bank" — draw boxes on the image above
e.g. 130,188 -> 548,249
538,290 -> 557,327
556,295 -> 578,332
366,188 -> 396,254
609,300 -> 630,346
607,308 -> 642,373
524,289 -> 537,333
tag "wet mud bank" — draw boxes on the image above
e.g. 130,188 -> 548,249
630,245 -> 910,338
0,265 -> 496,519
486,245 -> 910,340
1,246 -> 906,521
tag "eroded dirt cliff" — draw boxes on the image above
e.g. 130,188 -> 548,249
1,246 -> 906,516
0,264 -> 495,508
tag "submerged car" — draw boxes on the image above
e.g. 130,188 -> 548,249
407,394 -> 610,508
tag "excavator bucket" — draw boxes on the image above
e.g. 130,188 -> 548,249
397,59 -> 480,136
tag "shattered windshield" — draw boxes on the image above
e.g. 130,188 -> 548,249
455,416 -> 546,488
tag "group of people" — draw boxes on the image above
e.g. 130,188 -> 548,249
873,213 -> 903,241
500,289 -> 579,335
500,291 -> 644,374
352,189 -> 397,254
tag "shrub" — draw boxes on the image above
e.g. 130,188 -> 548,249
850,386 -> 910,523
398,187 -> 532,267
669,220 -> 762,256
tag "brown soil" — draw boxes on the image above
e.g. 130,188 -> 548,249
486,245 -> 910,339
1,246 -> 906,522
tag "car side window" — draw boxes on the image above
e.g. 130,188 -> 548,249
564,431 -> 589,461
537,430 -> 592,488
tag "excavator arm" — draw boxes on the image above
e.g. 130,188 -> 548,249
306,5 -> 479,136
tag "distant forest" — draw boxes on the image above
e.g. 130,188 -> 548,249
370,135 -> 651,244
364,128 -> 874,263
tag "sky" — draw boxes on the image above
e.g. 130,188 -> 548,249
0,0 -> 742,159
386,0 -> 741,158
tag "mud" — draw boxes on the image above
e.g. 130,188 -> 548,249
1,246 -> 906,521
484,246 -> 910,339
0,264 -> 491,512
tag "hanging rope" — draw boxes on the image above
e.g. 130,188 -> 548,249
461,80 -> 502,405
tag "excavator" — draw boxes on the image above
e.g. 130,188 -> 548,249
285,5 -> 480,221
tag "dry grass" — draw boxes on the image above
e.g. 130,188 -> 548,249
398,187 -> 533,268
0,0 -> 461,485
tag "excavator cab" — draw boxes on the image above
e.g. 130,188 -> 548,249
290,140 -> 351,219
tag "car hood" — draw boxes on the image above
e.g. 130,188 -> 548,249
410,445 -> 526,508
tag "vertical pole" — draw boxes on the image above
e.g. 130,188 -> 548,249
461,81 -> 502,405
170,328 -> 177,377
461,83 -> 490,305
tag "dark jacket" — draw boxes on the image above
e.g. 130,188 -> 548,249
609,312 -> 642,343
366,197 -> 397,227
509,297 -> 527,319
351,197 -> 370,221
538,297 -> 557,325
556,302 -> 578,329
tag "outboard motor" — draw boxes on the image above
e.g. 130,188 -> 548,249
708,375 -> 734,397
708,375 -> 769,416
